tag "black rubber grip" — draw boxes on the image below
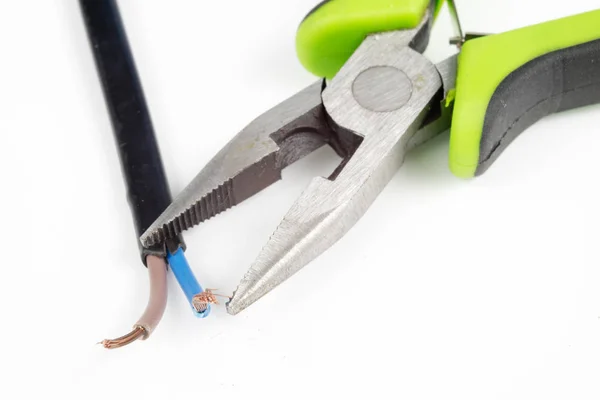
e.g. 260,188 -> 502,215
477,39 -> 600,175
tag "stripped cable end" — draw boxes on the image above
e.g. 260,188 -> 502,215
192,289 -> 230,314
98,256 -> 168,350
99,326 -> 146,349
192,299 -> 212,319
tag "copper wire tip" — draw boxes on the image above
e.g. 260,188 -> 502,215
192,289 -> 229,313
99,326 -> 146,349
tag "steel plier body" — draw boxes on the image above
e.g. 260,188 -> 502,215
140,0 -> 600,314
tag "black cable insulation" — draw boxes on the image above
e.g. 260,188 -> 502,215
79,0 -> 184,264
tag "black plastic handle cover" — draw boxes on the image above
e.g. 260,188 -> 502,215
477,39 -> 600,175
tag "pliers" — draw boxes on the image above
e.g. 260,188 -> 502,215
140,0 -> 600,315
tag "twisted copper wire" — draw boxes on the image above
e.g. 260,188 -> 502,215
100,326 -> 146,349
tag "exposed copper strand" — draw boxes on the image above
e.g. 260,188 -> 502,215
100,326 -> 146,349
192,289 -> 230,312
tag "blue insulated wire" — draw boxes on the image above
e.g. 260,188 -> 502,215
166,248 -> 211,318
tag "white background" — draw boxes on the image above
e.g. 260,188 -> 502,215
1,0 -> 599,398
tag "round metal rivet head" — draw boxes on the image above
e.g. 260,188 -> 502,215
352,66 -> 413,112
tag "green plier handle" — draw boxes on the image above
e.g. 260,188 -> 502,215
296,0 -> 600,179
451,9 -> 600,177
297,0 -> 445,80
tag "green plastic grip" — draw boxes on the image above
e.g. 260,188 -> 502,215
450,9 -> 600,178
296,0 -> 445,80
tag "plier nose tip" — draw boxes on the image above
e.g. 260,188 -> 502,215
225,175 -> 355,315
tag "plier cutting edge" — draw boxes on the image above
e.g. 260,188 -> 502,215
140,0 -> 600,315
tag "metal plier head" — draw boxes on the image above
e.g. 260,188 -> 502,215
141,3 -> 457,314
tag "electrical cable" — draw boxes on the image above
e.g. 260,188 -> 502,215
79,0 -> 205,348
100,255 -> 167,348
167,249 -> 216,317
79,0 -> 182,263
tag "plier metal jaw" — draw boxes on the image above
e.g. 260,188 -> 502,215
140,6 -> 456,314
